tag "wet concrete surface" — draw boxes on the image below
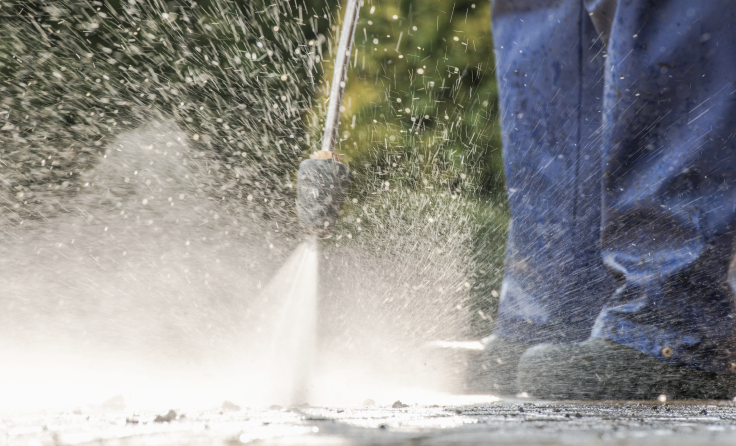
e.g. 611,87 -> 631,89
4,399 -> 736,446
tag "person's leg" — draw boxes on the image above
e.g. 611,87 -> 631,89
474,0 -> 613,394
596,0 -> 736,376
519,0 -> 736,399
493,0 -> 611,344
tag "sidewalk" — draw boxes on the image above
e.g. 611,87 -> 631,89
4,399 -> 736,446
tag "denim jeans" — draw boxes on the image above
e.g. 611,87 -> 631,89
493,0 -> 736,373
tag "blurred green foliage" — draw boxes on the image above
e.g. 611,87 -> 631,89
303,0 -> 504,197
0,0 -> 504,201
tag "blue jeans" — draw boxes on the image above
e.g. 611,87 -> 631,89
493,0 -> 736,373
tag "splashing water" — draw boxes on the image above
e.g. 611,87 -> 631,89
0,0 -> 508,412
256,239 -> 319,406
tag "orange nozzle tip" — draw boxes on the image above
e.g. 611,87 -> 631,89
311,151 -> 342,163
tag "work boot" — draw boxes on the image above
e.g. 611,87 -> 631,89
517,338 -> 736,400
466,334 -> 531,395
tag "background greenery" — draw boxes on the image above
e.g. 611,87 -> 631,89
0,0 -> 507,338
320,0 -> 504,194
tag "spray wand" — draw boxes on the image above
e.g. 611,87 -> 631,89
296,0 -> 360,237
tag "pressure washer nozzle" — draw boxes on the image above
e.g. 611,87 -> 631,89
296,151 -> 351,238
